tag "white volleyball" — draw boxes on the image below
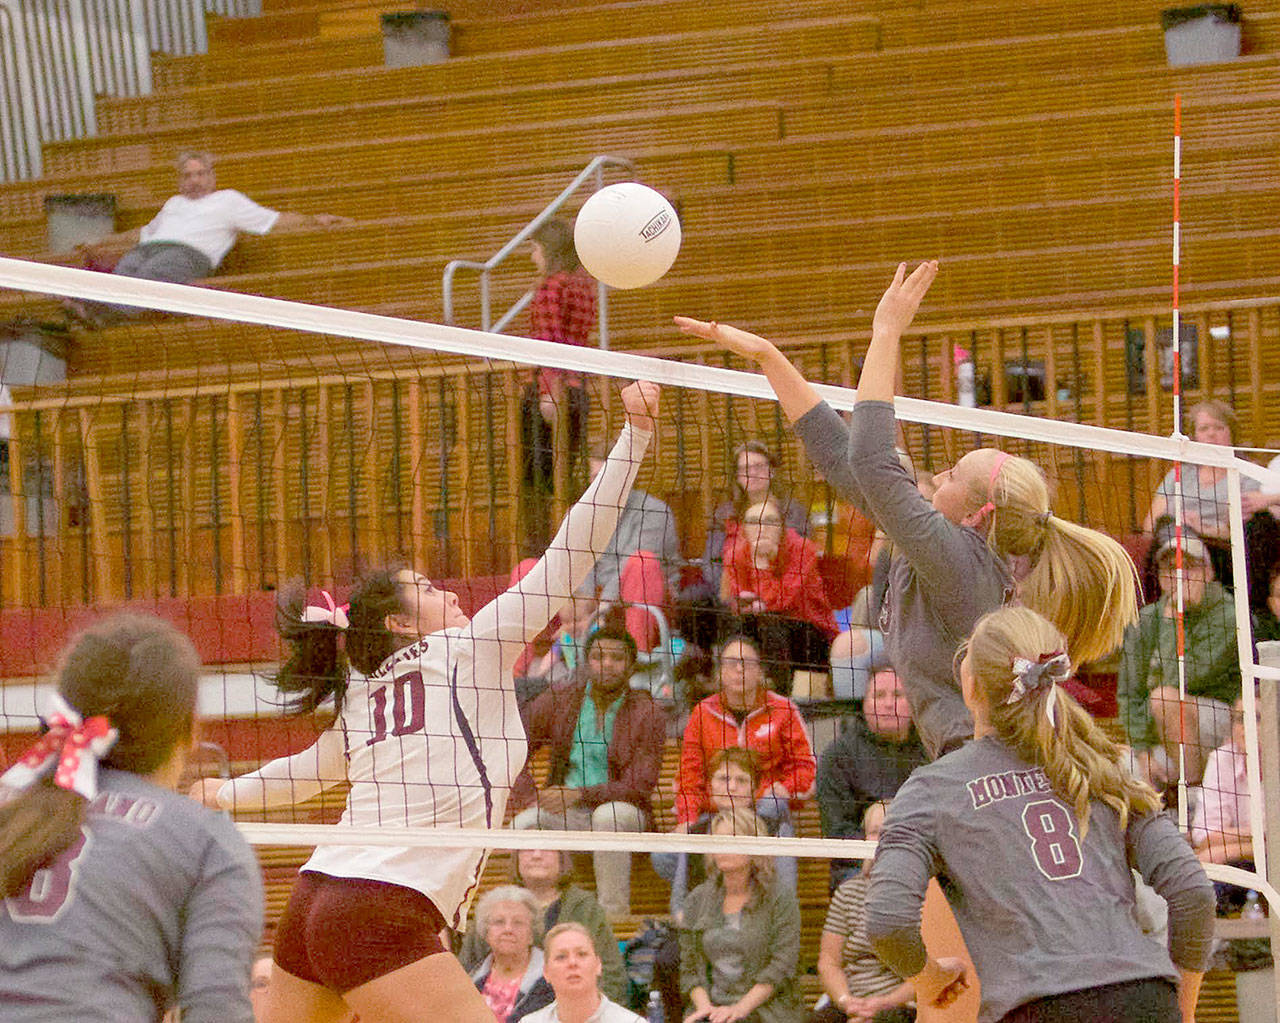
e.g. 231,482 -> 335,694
573,182 -> 682,290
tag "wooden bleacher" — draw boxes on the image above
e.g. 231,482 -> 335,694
2,5 -> 1277,1013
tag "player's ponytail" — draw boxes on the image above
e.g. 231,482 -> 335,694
0,614 -> 199,897
965,606 -> 1160,837
983,454 -> 1139,665
274,569 -> 409,714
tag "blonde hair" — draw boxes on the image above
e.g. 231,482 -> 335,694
977,451 -> 1139,665
964,606 -> 1160,837
705,807 -> 776,891
544,921 -> 596,955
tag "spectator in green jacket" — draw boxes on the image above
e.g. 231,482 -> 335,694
1119,535 -> 1242,787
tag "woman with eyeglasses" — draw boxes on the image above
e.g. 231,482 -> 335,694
195,382 -> 659,1023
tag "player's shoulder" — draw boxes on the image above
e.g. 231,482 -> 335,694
95,773 -> 256,873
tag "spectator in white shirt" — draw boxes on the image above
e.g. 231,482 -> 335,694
65,150 -> 348,326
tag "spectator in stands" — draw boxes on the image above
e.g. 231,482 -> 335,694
1142,399 -> 1262,590
1253,563 -> 1280,642
678,441 -> 808,656
653,746 -> 760,923
460,849 -> 627,1003
470,886 -> 554,1023
515,594 -> 599,707
63,150 -> 348,327
676,634 -> 817,893
813,801 -> 915,1023
1192,695 -> 1257,913
250,952 -> 273,1023
520,218 -> 596,548
1119,535 -> 1242,787
679,807 -> 806,1023
722,497 -> 836,692
576,440 -> 683,652
522,923 -> 645,1023
703,441 -> 809,594
511,615 -> 668,916
817,670 -> 926,891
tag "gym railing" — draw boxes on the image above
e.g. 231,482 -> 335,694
441,154 -> 637,350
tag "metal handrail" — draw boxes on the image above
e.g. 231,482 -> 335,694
442,154 -> 636,350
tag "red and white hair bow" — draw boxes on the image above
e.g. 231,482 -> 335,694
301,589 -> 349,629
1,693 -> 118,800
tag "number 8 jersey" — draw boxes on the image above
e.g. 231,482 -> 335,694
865,735 -> 1214,1023
218,423 -> 653,932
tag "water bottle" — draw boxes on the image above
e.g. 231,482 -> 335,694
954,346 -> 976,408
646,989 -> 664,1023
1243,890 -> 1266,920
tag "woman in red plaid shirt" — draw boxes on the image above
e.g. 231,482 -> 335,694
522,218 -> 597,547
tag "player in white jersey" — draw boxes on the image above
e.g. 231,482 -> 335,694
198,381 -> 660,1023
0,614 -> 262,1022
865,607 -> 1215,1023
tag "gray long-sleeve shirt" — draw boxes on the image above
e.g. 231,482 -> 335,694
864,736 -> 1215,1022
578,487 -> 682,604
0,769 -> 263,1022
794,400 -> 1011,757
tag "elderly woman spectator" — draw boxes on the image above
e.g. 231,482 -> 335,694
680,808 -> 806,1023
521,923 -> 645,1023
677,634 -> 816,894
813,801 -> 915,1023
460,849 -> 627,1003
1119,535 -> 1242,787
470,886 -> 554,1023
1142,399 -> 1261,591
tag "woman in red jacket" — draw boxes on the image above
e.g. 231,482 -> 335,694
676,634 -> 817,894
722,498 -> 837,695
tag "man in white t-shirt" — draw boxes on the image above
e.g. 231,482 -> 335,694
65,150 -> 348,326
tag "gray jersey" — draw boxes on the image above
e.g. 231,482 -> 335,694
795,401 -> 1011,757
0,769 -> 262,1022
865,737 -> 1215,1023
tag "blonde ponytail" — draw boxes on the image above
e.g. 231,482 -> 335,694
966,607 -> 1161,837
984,453 -> 1139,665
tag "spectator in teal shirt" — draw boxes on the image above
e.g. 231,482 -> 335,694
511,613 -> 668,914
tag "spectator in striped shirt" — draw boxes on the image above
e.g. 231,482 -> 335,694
521,218 -> 597,549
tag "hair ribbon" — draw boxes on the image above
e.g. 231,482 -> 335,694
1,693 -> 118,800
975,450 -> 1012,521
301,589 -> 349,629
1006,650 -> 1072,727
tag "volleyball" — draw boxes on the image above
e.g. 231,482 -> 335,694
574,182 -> 682,289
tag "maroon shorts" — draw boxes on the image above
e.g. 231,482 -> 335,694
273,871 -> 448,993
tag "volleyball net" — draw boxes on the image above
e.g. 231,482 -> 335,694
0,258 -> 1276,911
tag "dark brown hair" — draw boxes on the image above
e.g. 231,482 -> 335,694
533,218 -> 579,275
273,569 -> 410,714
0,614 -> 200,898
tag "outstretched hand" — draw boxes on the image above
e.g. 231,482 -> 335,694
673,316 -> 777,364
872,260 -> 938,339
621,380 -> 660,433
